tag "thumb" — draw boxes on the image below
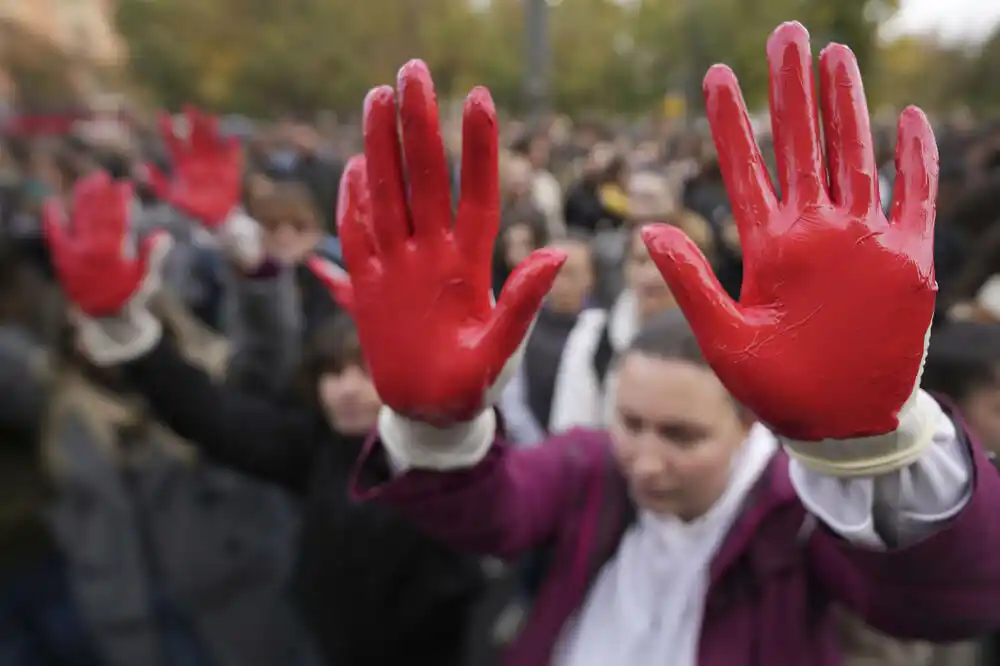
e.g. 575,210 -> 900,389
135,230 -> 174,303
307,255 -> 354,312
641,224 -> 746,336
481,248 -> 566,370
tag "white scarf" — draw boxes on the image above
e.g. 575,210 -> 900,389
554,424 -> 778,666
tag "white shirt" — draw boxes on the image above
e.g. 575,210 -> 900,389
549,291 -> 639,433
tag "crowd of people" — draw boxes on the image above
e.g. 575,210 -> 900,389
3,20 -> 1000,666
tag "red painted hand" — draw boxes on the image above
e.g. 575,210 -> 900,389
43,172 -> 169,318
642,22 -> 938,441
321,61 -> 565,424
148,107 -> 242,228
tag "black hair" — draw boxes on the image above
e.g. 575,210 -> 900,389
922,321 -> 1000,403
298,312 -> 365,408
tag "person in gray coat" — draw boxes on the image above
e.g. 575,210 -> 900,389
41,226 -> 316,666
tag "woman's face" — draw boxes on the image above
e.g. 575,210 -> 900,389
610,353 -> 750,521
264,219 -> 321,265
503,223 -> 535,268
624,229 -> 675,320
317,365 -> 382,436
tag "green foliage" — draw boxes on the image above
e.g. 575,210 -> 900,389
114,0 -> 1000,117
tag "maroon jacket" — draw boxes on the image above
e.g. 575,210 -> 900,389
353,405 -> 1000,665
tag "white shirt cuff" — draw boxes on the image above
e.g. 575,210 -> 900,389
789,393 -> 972,549
378,407 -> 496,473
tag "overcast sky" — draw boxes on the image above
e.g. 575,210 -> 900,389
882,0 -> 1000,43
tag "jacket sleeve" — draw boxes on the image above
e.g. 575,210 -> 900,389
351,408 -> 604,559
805,399 -> 1000,641
124,337 -> 317,494
222,261 -> 302,397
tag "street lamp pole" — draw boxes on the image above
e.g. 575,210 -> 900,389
524,0 -> 550,121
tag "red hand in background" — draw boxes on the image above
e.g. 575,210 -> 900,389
148,107 -> 242,228
315,61 -> 565,425
43,172 -> 168,318
642,22 -> 938,441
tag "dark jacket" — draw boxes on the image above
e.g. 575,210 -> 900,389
122,339 -> 484,666
352,404 -> 1000,666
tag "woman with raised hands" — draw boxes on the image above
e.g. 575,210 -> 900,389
313,21 -> 1000,666
41,111 -> 485,666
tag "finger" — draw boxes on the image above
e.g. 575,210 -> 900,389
307,255 -> 355,312
71,171 -> 113,238
143,163 -> 171,201
188,107 -> 219,151
818,43 -> 877,217
889,106 -> 938,270
95,179 -> 135,261
703,65 -> 776,251
158,112 -> 185,159
641,224 -> 746,340
397,60 -> 453,238
337,155 -> 380,280
363,85 -> 411,254
766,22 -> 826,205
455,87 -> 500,265
481,248 -> 567,373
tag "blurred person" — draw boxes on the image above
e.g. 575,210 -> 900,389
563,145 -> 627,233
499,151 -> 534,208
252,181 -> 345,341
338,41 -> 1000,666
922,321 -> 1000,456
500,232 -> 596,446
0,243 -> 103,666
37,280 -> 310,666
45,169 -> 487,666
549,224 -> 675,432
264,121 -> 343,232
493,202 -> 549,297
512,131 -> 565,239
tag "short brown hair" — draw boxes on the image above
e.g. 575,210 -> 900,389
626,309 -> 707,367
251,181 -> 321,233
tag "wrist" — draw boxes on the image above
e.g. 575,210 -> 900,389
76,308 -> 163,366
782,389 -> 941,477
218,209 -> 264,270
378,407 -> 495,472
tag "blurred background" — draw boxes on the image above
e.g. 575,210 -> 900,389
4,3 -> 1000,666
3,0 -> 1000,123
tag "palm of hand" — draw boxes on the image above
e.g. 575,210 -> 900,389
44,173 -> 148,317
642,23 -> 937,440
728,203 -> 934,437
354,242 -> 498,422
332,61 -> 565,424
158,108 -> 241,227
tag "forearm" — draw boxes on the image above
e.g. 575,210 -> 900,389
223,260 -> 302,395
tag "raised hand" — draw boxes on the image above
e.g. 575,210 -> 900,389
325,61 -> 565,425
43,172 -> 171,318
642,22 -> 938,442
148,107 -> 242,228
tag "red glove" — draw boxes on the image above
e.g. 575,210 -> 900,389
43,172 -> 169,318
320,61 -> 565,425
307,255 -> 353,311
642,22 -> 938,442
147,107 -> 242,228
